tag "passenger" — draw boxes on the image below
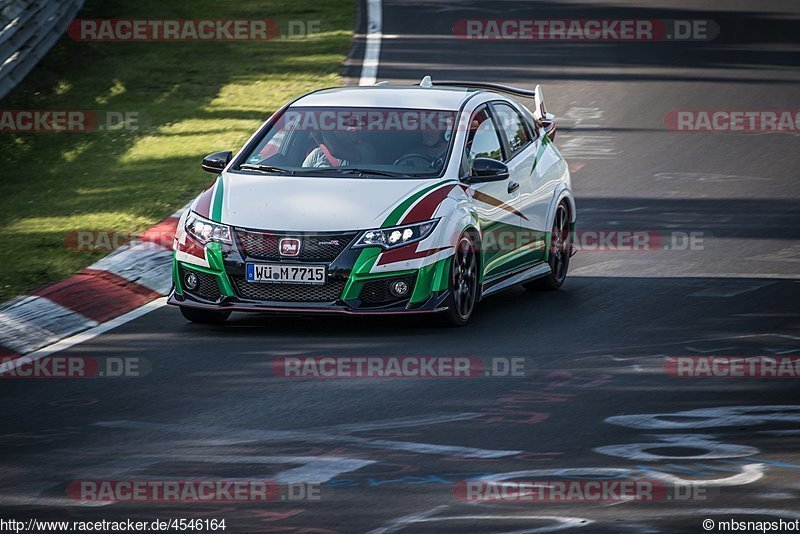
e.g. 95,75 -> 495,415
302,116 -> 375,168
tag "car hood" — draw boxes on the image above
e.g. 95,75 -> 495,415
213,172 -> 441,231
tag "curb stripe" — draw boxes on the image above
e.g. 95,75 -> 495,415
0,305 -> 57,354
141,217 -> 180,248
90,243 -> 173,295
0,296 -> 97,354
0,205 -> 186,357
0,298 -> 167,375
34,269 -> 161,324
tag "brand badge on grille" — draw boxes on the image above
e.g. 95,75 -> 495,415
279,238 -> 301,256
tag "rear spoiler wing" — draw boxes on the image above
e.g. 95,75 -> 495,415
432,79 -> 556,139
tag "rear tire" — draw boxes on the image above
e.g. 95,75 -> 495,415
524,202 -> 571,291
179,306 -> 231,324
439,233 -> 479,327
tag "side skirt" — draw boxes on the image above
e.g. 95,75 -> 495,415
480,262 -> 552,299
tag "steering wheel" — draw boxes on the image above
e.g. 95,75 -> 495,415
394,153 -> 437,168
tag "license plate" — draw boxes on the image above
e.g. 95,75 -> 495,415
246,263 -> 326,285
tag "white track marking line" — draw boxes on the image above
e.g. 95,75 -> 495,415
359,0 -> 382,85
0,495 -> 111,508
0,298 -> 167,374
96,417 -> 521,459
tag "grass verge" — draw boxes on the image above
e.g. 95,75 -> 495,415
0,0 -> 355,301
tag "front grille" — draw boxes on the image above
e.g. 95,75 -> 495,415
359,274 -> 417,306
180,267 -> 222,301
231,276 -> 346,302
235,230 -> 358,262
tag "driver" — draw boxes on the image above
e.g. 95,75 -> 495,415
396,117 -> 453,168
421,130 -> 448,159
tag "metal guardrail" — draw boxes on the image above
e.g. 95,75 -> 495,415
0,0 -> 84,101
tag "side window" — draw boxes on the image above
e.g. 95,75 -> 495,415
462,108 -> 503,175
493,102 -> 532,159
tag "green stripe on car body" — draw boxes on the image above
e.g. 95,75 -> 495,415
340,254 -> 452,305
173,243 -> 235,298
485,243 -> 544,276
205,242 -> 235,296
211,176 -> 224,221
341,181 -> 458,303
479,218 -> 547,278
343,180 -> 456,293
530,132 -> 550,174
340,247 -> 382,301
171,251 -> 183,296
381,180 -> 455,228
410,255 -> 451,303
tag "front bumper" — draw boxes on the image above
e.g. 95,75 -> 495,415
167,291 -> 449,315
169,229 -> 453,316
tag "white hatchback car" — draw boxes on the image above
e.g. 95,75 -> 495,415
169,77 -> 575,326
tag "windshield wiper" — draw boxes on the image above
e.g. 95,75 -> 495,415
342,168 -> 409,177
239,163 -> 295,175
300,167 -> 408,177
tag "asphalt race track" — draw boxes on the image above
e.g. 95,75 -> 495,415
2,0 -> 799,532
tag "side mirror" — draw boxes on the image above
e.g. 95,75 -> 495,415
541,113 -> 556,142
465,157 -> 510,183
201,151 -> 232,173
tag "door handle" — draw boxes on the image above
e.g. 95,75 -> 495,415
508,181 -> 520,194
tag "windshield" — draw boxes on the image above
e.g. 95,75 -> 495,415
236,107 -> 458,178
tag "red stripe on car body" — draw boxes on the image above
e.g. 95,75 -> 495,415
400,183 -> 458,224
193,186 -> 214,218
376,246 -> 451,266
176,235 -> 206,260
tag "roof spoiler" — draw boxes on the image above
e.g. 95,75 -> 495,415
431,79 -> 555,138
435,80 -> 537,98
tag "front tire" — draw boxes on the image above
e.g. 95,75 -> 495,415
524,202 -> 571,291
439,233 -> 479,327
179,306 -> 231,324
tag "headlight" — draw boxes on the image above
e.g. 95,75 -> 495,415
353,219 -> 439,250
185,211 -> 232,245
